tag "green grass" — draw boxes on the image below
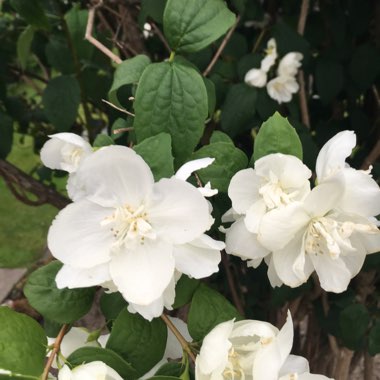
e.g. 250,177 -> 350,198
0,135 -> 59,268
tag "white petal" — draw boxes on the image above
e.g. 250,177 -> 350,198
56,263 -> 111,289
48,200 -> 114,268
175,158 -> 215,181
127,275 -> 176,320
316,130 -> 356,181
199,182 -> 218,197
165,317 -> 192,359
228,168 -> 261,214
221,207 -> 240,223
245,68 -> 267,87
74,145 -> 154,208
196,320 -> 234,375
279,355 -> 310,377
226,218 -> 270,261
173,235 -> 222,279
244,200 -> 267,233
230,319 -> 278,340
303,174 -> 345,218
339,168 -> 380,216
309,253 -> 352,293
70,361 -> 123,380
266,77 -> 295,104
258,202 -> 310,251
278,52 -> 303,77
298,374 -> 332,380
149,178 -> 211,244
276,311 -> 294,363
267,255 -> 283,287
272,231 -> 313,287
109,239 -> 175,305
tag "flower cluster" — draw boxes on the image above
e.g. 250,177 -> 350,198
224,131 -> 380,292
244,39 -> 303,104
41,135 -> 223,320
196,311 -> 331,380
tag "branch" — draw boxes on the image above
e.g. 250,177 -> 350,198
85,7 -> 122,64
42,324 -> 69,380
150,22 -> 171,53
203,15 -> 241,77
0,159 -> 70,210
102,99 -> 135,116
297,0 -> 310,128
161,314 -> 196,363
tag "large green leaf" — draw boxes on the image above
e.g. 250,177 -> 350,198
192,142 -> 248,192
45,36 -> 74,74
17,26 -> 35,70
67,347 -> 138,379
100,292 -> 128,325
188,284 -> 241,341
221,83 -> 257,137
0,112 -> 13,159
106,308 -> 167,376
163,0 -> 236,53
133,61 -> 208,165
108,55 -> 151,107
315,58 -> 344,104
172,275 -> 200,309
253,112 -> 303,162
134,133 -> 174,180
65,5 -> 93,61
10,0 -> 49,30
42,75 -> 81,131
24,261 -> 96,324
0,307 -> 47,376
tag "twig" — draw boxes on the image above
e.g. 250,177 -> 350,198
297,0 -> 310,128
113,127 -> 134,134
203,15 -> 241,77
85,7 -> 122,64
41,324 -> 69,380
0,159 -> 70,209
102,99 -> 135,116
161,314 -> 196,362
252,28 -> 266,53
150,22 -> 171,53
221,252 -> 245,316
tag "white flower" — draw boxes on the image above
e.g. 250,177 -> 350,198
261,38 -> 278,72
195,311 -> 294,380
58,361 -> 123,380
245,68 -> 267,88
266,75 -> 299,104
225,153 -> 311,265
279,355 -> 332,380
258,175 -> 380,292
47,327 -> 98,368
278,52 -> 303,77
316,130 -> 380,217
40,133 -> 92,173
50,146 -> 215,319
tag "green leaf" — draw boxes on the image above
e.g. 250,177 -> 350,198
339,304 -> 369,350
203,77 -> 216,117
253,112 -> 303,162
315,58 -> 344,104
133,61 -> 208,165
188,284 -> 241,341
42,76 -> 81,131
192,142 -> 248,193
349,44 -> 380,91
172,275 -> 200,309
17,26 -> 35,70
100,292 -> 127,324
141,0 -> 167,24
108,55 -> 151,107
210,131 -> 233,145
0,372 -> 39,379
0,112 -> 13,159
10,0 -> 49,30
24,261 -> 96,324
221,83 -> 257,137
67,347 -> 138,379
106,308 -> 167,376
134,132 -> 174,180
155,362 -> 186,378
93,134 -> 115,147
163,0 -> 236,53
368,320 -> 380,356
65,5 -> 93,61
0,307 -> 47,376
45,36 -> 74,75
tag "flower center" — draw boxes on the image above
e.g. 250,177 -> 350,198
259,171 -> 299,210
305,217 -> 374,259
223,348 -> 245,380
101,204 -> 155,248
62,146 -> 83,168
